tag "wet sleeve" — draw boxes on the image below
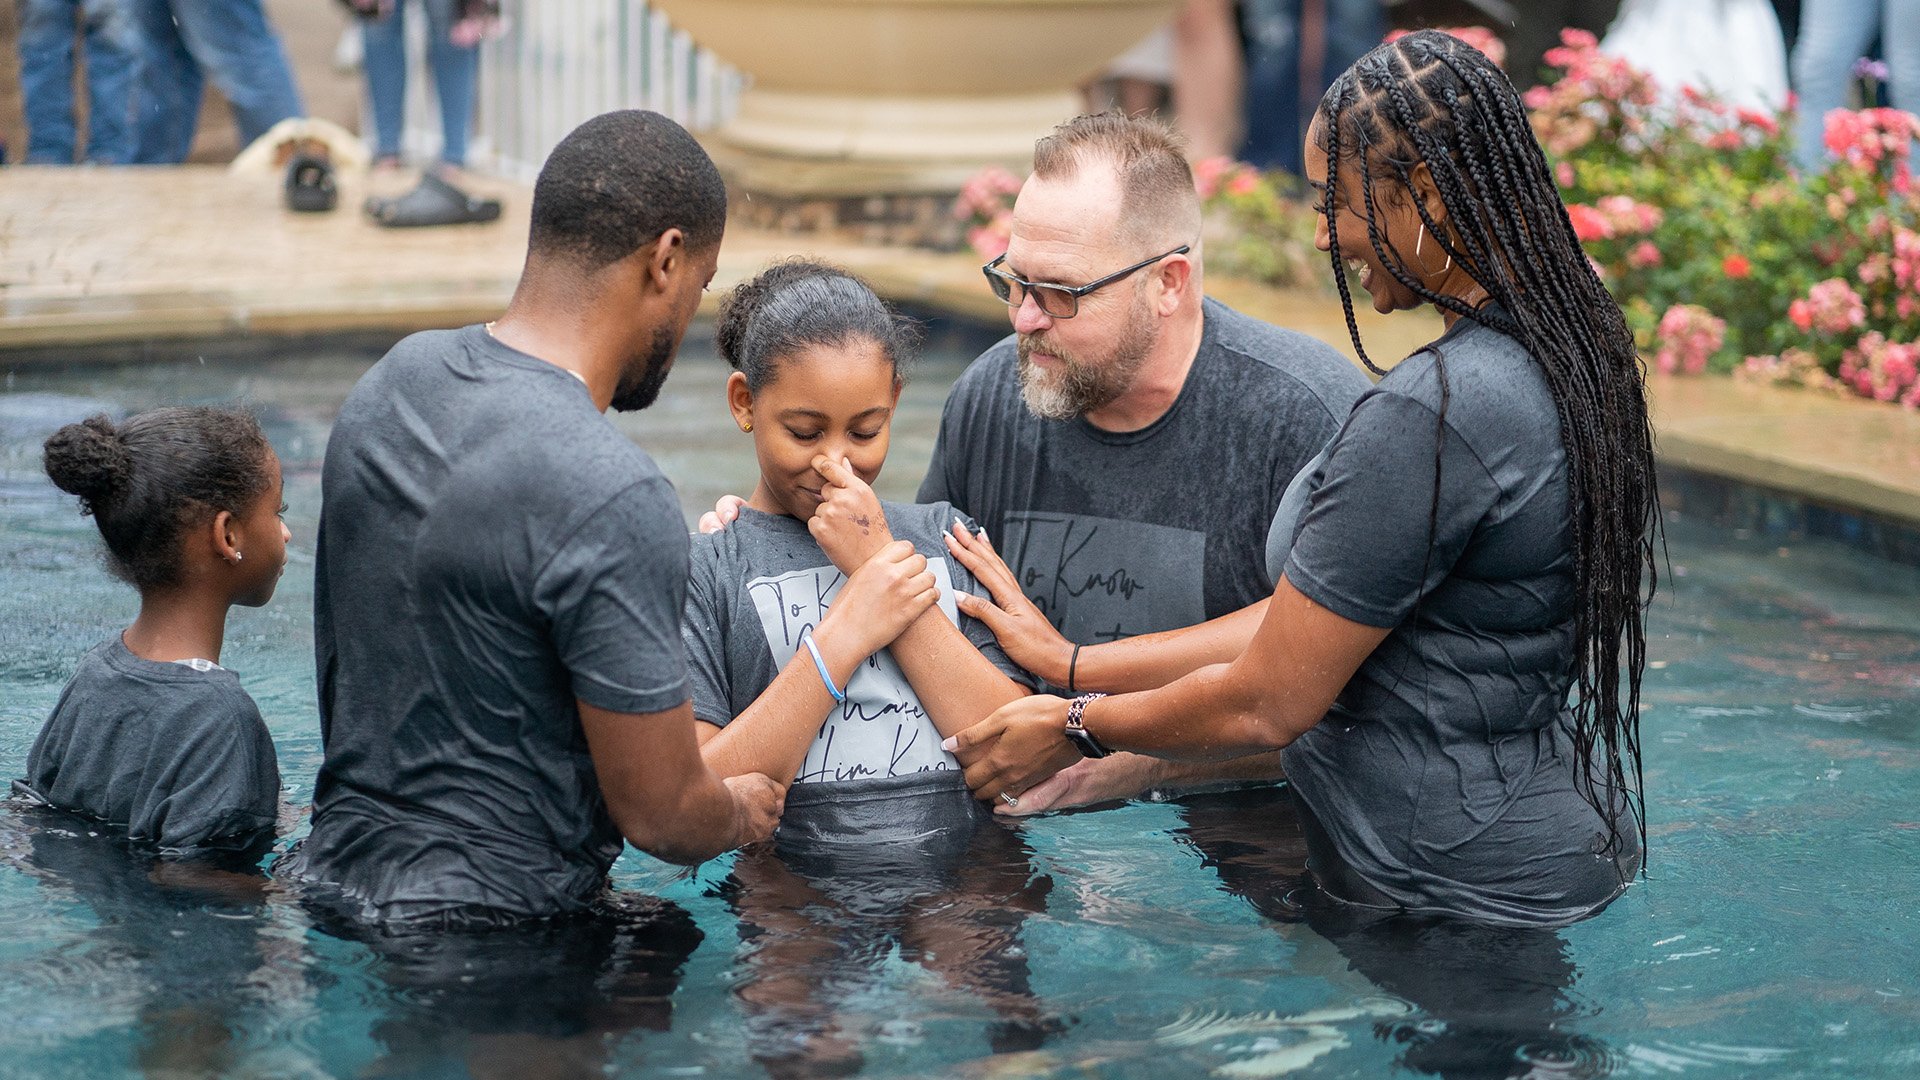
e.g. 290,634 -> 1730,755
681,540 -> 736,728
1282,389 -> 1501,629
152,689 -> 281,852
539,478 -> 691,716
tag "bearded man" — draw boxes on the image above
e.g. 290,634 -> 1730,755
922,112 -> 1365,651
284,111 -> 782,926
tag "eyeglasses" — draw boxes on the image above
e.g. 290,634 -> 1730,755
981,244 -> 1191,319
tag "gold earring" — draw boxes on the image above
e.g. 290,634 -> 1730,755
741,420 -> 753,433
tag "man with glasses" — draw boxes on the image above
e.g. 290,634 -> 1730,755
704,113 -> 1366,806
914,112 -> 1368,806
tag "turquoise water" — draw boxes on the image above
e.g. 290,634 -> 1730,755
1,330 -> 1916,1078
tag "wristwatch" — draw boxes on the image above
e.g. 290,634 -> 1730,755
1063,692 -> 1110,758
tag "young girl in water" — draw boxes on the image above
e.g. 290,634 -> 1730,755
685,260 -> 1033,831
687,262 -> 1054,1071
22,407 -> 288,853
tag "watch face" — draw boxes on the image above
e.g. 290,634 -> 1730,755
1064,724 -> 1109,759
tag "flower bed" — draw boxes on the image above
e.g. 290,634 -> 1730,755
1530,30 -> 1920,406
951,27 -> 1920,406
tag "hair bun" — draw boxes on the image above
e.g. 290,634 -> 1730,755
43,414 -> 134,508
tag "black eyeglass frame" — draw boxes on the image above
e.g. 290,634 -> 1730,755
981,244 -> 1192,319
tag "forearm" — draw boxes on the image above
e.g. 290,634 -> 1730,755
642,770 -> 750,865
700,625 -> 866,783
1149,750 -> 1287,789
1072,600 -> 1268,694
1083,662 -> 1298,762
889,611 -> 1027,738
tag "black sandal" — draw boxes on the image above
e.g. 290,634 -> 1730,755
365,173 -> 502,228
285,152 -> 338,213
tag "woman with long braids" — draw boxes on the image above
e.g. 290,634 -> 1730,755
945,29 -> 1660,925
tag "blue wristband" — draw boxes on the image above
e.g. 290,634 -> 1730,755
801,630 -> 846,703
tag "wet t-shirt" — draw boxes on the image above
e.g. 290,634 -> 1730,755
683,501 -> 1027,838
19,637 -> 280,852
1278,314 -> 1642,926
919,298 -> 1367,654
281,325 -> 691,923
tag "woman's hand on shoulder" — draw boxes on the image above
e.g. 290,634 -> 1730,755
807,456 -> 893,573
944,520 -> 1074,686
821,539 -> 938,656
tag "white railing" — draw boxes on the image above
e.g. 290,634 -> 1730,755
397,1 -> 741,183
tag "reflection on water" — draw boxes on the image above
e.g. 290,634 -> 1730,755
1174,787 -> 1607,1080
726,819 -> 1057,1078
2,333 -> 1918,1077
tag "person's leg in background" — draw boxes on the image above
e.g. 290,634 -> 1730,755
1238,0 -> 1384,175
19,0 -> 81,163
423,0 -> 478,170
1881,0 -> 1920,120
166,0 -> 304,149
1238,0 -> 1299,170
78,0 -> 140,163
360,0 -> 408,165
131,0 -> 203,163
1172,0 -> 1244,160
1791,0 -> 1881,170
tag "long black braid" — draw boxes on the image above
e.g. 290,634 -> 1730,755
1317,30 -> 1660,865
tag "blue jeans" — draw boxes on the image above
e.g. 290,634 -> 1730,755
1791,0 -> 1920,169
17,0 -> 140,163
132,0 -> 304,164
362,0 -> 479,167
1238,0 -> 1384,174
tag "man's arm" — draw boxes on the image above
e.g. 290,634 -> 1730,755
579,698 -> 782,865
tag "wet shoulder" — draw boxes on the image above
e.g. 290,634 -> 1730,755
880,499 -> 971,550
1200,298 -> 1371,419
1373,317 -> 1555,448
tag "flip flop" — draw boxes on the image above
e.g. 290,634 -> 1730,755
284,151 -> 338,213
366,172 -> 502,228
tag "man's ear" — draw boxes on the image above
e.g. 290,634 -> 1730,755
644,227 -> 688,293
1153,252 -> 1196,317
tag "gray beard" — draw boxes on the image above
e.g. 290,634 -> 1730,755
1015,302 -> 1157,421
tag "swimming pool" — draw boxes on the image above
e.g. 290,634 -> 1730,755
1,330 -> 1915,1078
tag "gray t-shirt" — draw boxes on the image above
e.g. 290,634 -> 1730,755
280,325 -> 692,923
1278,314 -> 1641,926
684,501 -> 1027,810
19,637 -> 280,853
919,298 -> 1367,649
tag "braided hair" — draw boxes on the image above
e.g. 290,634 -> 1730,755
1315,30 -> 1659,862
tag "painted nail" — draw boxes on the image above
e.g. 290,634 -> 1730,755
940,736 -> 958,752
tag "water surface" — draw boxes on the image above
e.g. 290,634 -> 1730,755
0,331 -> 1915,1078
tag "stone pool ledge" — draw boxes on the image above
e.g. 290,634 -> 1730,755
4,166 -> 1918,527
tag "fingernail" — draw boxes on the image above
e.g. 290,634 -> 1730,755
979,529 -> 989,543
940,736 -> 958,752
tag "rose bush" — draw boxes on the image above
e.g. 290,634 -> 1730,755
1531,28 -> 1920,406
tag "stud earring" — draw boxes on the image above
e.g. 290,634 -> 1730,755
234,552 -> 243,563
741,420 -> 753,433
